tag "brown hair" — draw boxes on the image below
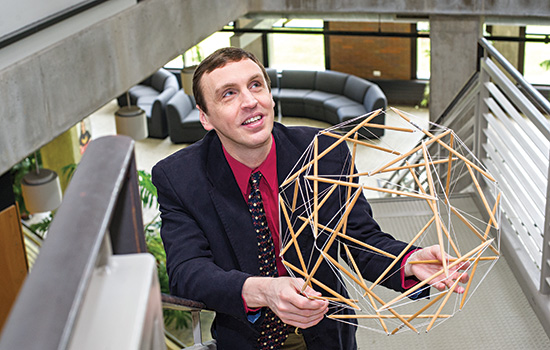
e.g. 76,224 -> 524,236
192,47 -> 271,113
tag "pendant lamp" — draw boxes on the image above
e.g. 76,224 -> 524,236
115,91 -> 148,140
21,153 -> 63,213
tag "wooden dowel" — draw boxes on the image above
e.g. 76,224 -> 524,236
409,159 -> 461,258
391,107 -> 496,182
323,131 -> 401,155
390,291 -> 449,334
370,129 -> 453,177
283,260 -> 360,310
459,250 -> 484,309
279,195 -> 308,273
426,278 -> 461,332
350,258 -> 388,333
314,137 -> 319,239
292,200 -> 419,333
291,179 -> 300,212
369,216 -> 435,291
281,109 -> 382,187
308,295 -> 359,303
421,142 -> 448,277
302,189 -> 363,292
444,133 -> 455,197
407,256 -> 498,264
450,206 -> 500,255
379,239 -> 494,312
305,175 -> 436,201
281,184 -> 339,255
321,123 -> 414,133
323,250 -> 371,293
360,123 -> 414,132
373,158 -> 459,174
281,219 -> 309,255
438,213 -> 461,258
302,219 -> 396,259
330,314 -> 452,320
484,192 -> 501,240
466,163 -> 498,230
343,133 -> 360,235
406,162 -> 461,258
366,291 -> 389,334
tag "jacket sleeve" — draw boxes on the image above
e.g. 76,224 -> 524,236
152,162 -> 253,323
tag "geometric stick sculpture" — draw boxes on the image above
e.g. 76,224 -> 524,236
279,108 -> 501,334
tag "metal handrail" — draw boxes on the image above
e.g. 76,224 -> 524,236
0,135 -> 146,350
479,37 -> 550,117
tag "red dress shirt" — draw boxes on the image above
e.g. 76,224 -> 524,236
223,136 -> 287,276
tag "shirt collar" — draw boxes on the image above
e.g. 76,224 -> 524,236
223,135 -> 278,198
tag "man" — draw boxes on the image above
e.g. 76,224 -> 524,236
152,47 -> 468,350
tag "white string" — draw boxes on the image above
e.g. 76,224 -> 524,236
279,108 -> 501,334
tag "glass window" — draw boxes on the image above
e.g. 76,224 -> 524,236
184,32 -> 234,67
268,19 -> 325,70
416,22 -> 430,80
164,31 -> 234,69
523,25 -> 550,85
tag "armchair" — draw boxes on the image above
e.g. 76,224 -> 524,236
118,68 -> 179,138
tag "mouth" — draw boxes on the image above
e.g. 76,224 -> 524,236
242,115 -> 263,125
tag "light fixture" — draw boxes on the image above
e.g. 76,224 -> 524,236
115,91 -> 148,140
21,152 -> 63,214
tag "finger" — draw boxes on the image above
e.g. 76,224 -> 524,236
281,310 -> 326,329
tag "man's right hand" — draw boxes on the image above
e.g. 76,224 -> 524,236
242,276 -> 328,328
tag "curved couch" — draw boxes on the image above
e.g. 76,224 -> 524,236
165,90 -> 208,144
117,68 -> 179,138
269,69 -> 387,138
164,69 -> 387,144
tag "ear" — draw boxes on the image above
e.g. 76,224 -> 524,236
198,106 -> 214,131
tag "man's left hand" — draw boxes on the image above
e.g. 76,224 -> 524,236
404,245 -> 470,293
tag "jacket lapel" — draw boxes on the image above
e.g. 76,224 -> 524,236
205,136 -> 260,275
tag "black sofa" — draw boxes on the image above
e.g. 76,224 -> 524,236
117,68 -> 179,138
270,69 -> 387,138
164,69 -> 387,144
165,90 -> 208,144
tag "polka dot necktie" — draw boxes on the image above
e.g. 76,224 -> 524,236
248,172 -> 290,350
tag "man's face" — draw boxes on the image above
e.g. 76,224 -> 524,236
198,58 -> 275,156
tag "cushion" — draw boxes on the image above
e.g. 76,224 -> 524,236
151,69 -> 174,91
280,70 -> 317,89
137,95 -> 155,118
278,89 -> 312,103
323,96 -> 358,113
315,71 -> 348,95
129,85 -> 158,98
304,91 -> 339,107
363,84 -> 387,112
343,76 -> 372,104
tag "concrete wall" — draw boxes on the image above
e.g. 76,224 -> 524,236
2,0 -> 550,174
0,0 -> 249,174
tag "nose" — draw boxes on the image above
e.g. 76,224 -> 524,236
240,89 -> 258,109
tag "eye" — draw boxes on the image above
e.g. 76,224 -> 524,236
222,90 -> 236,98
250,81 -> 262,89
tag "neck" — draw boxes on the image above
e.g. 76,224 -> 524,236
224,138 -> 272,169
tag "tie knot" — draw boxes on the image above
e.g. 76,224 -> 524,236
250,171 -> 262,186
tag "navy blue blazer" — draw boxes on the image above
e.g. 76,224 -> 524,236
152,123 -> 420,349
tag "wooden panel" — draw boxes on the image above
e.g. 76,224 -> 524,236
0,205 -> 28,331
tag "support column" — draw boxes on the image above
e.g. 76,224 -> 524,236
429,15 -> 482,121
